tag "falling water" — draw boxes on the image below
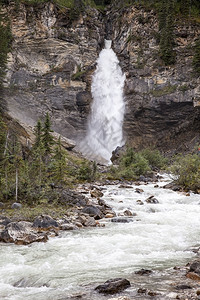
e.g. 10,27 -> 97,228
80,40 -> 126,164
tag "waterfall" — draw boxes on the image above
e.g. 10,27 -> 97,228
80,40 -> 126,164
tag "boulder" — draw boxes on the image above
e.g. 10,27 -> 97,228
11,202 -> 22,209
0,202 -> 4,208
60,223 -> 77,230
119,184 -> 132,189
95,278 -> 130,294
90,189 -> 104,198
135,269 -> 152,275
0,216 -> 12,226
111,217 -> 133,223
136,200 -> 144,205
32,215 -> 58,230
163,182 -> 181,191
189,260 -> 200,275
124,210 -> 135,216
58,189 -> 88,207
145,195 -> 159,204
82,205 -> 103,220
0,221 -> 48,245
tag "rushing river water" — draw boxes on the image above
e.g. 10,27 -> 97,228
1,175 -> 200,299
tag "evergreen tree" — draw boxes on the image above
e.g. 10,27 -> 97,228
33,119 -> 42,149
159,0 -> 176,65
193,37 -> 200,76
42,113 -> 54,158
52,136 -> 66,183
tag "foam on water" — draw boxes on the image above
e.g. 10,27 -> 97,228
0,176 -> 200,299
80,40 -> 125,164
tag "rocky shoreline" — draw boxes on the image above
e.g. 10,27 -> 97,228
1,176 -> 200,299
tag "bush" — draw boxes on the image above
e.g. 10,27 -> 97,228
170,154 -> 200,191
76,161 -> 96,181
140,148 -> 168,170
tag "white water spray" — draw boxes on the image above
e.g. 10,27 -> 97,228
81,40 -> 126,164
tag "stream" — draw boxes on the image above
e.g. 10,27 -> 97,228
0,175 -> 200,299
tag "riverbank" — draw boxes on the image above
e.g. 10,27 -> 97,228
0,174 -> 200,299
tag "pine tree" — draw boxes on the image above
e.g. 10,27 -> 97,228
193,37 -> 200,76
42,113 -> 54,158
52,136 -> 66,183
33,120 -> 42,150
159,0 -> 176,65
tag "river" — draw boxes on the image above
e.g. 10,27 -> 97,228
0,175 -> 200,299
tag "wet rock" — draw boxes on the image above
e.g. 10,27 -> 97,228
78,215 -> 96,227
189,260 -> 200,275
98,199 -> 106,206
175,284 -> 192,290
0,216 -> 12,226
60,223 -> 77,230
119,184 -> 132,189
107,297 -> 131,300
145,195 -> 159,204
186,272 -> 200,281
11,202 -> 22,209
82,205 -> 103,220
154,184 -> 159,188
139,175 -> 147,182
163,182 -> 181,191
95,278 -> 130,294
90,189 -> 103,198
135,269 -> 153,275
111,217 -> 133,223
135,188 -> 144,193
138,288 -> 147,293
124,210 -> 134,216
136,200 -> 144,205
32,215 -> 58,230
0,221 -> 48,245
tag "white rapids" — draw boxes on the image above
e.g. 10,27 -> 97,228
80,40 -> 125,164
0,175 -> 200,299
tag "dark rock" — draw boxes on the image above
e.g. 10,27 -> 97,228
145,195 -> 159,204
95,278 -> 130,294
111,217 -> 133,223
163,182 -> 181,191
82,205 -> 103,220
124,210 -> 134,216
189,260 -> 200,275
175,285 -> 192,290
11,202 -> 22,209
135,188 -> 144,193
139,175 -> 147,182
138,288 -> 147,294
111,146 -> 125,163
136,200 -> 144,205
119,184 -> 132,189
0,202 -> 4,208
32,215 -> 58,229
58,189 -> 88,207
135,269 -> 153,275
0,216 -> 11,226
0,221 -> 48,244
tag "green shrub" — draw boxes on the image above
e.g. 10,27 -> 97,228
76,161 -> 96,181
140,148 -> 168,169
170,153 -> 200,191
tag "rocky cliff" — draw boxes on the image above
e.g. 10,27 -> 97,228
3,2 -> 200,154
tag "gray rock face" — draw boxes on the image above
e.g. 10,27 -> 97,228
3,3 -> 200,153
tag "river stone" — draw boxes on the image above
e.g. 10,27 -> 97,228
11,202 -> 22,209
111,217 -> 133,223
32,215 -> 58,229
136,200 -> 144,205
95,278 -> 130,294
189,260 -> 200,275
82,205 -> 103,220
135,269 -> 152,275
0,221 -> 48,245
124,209 -> 134,216
135,188 -> 144,193
145,195 -> 159,204
60,223 -> 76,230
107,297 -> 131,300
90,189 -> 104,198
